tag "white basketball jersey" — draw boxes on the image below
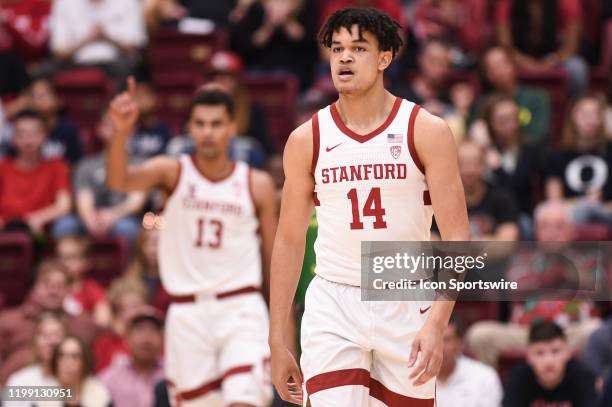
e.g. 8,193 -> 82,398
312,97 -> 433,287
159,156 -> 261,295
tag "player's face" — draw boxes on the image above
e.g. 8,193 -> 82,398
329,25 -> 392,95
527,339 -> 570,387
188,104 -> 237,161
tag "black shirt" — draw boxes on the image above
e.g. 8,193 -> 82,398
467,185 -> 519,237
546,142 -> 612,201
503,360 -> 598,407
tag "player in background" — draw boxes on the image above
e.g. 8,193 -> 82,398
106,79 -> 278,407
269,7 -> 469,406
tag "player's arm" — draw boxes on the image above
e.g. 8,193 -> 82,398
408,109 -> 470,386
269,120 -> 315,404
250,169 -> 279,302
105,77 -> 178,193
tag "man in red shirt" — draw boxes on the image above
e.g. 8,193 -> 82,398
0,109 -> 71,234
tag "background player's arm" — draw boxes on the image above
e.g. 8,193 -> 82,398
268,120 -> 314,404
106,77 -> 179,193
407,109 -> 470,386
250,169 -> 279,302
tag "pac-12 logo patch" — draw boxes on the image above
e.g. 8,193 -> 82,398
390,145 -> 402,159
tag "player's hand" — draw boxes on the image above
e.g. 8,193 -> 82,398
270,343 -> 303,405
109,76 -> 139,135
407,319 -> 444,386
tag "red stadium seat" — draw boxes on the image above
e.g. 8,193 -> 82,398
517,69 -> 568,146
150,29 -> 226,86
0,232 -> 34,307
245,74 -> 299,151
88,236 -> 130,287
155,77 -> 200,135
497,349 -> 526,382
573,224 -> 612,241
54,68 -> 113,135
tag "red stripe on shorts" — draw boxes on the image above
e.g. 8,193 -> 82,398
306,368 -> 434,407
177,364 -> 253,401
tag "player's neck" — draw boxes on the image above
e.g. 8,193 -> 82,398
192,155 -> 234,180
336,87 -> 396,132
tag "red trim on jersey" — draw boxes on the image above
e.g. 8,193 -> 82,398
190,155 -> 237,183
177,365 -> 254,401
311,112 -> 320,174
312,191 -> 320,206
166,158 -> 182,196
330,97 -> 402,143
423,190 -> 431,205
306,368 -> 434,407
407,105 -> 425,175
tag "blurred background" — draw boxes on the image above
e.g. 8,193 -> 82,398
0,0 -> 611,406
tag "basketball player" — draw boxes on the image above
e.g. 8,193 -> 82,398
106,81 -> 277,407
269,8 -> 470,406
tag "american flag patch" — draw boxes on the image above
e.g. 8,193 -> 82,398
387,133 -> 403,143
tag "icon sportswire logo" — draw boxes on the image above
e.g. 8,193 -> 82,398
326,143 -> 343,152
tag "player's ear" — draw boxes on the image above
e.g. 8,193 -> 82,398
378,51 -> 393,71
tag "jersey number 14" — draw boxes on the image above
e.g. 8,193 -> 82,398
347,187 -> 387,230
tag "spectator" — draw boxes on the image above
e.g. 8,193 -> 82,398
396,39 -> 454,115
481,94 -> 545,222
128,79 -> 172,159
582,316 -> 612,384
142,0 -> 187,33
178,0 -> 238,27
0,260 -> 97,384
466,200 -> 601,367
49,0 -> 146,83
545,95 -> 612,225
125,227 -> 171,312
4,313 -> 67,396
411,0 -> 490,61
474,46 -> 551,144
28,77 -> 83,165
0,17 -> 31,96
0,0 -> 52,62
602,375 -> 612,407
229,0 -> 318,89
98,306 -> 164,407
52,335 -> 112,406
56,235 -> 112,327
53,110 -> 146,241
0,109 -> 71,235
495,0 -> 588,97
320,0 -> 403,26
502,321 -> 597,407
207,50 -> 272,153
93,277 -> 148,372
456,140 -> 519,241
436,316 -> 503,407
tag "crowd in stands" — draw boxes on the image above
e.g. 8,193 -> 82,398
1,0 -> 612,406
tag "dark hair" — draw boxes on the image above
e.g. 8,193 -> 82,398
448,314 -> 466,338
13,109 -> 46,126
190,88 -> 235,119
529,321 -> 566,344
319,7 -> 403,57
51,336 -> 94,380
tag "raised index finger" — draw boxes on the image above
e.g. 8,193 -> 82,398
127,76 -> 136,98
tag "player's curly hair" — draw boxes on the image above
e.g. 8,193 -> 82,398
318,7 -> 403,57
